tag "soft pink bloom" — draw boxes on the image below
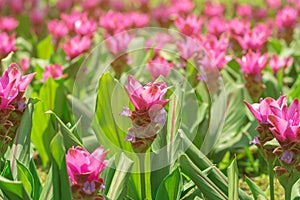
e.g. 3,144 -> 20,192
268,98 -> 300,142
170,0 -> 194,16
177,37 -> 203,60
275,6 -> 298,29
227,18 -> 250,37
236,4 -> 253,19
42,64 -> 66,82
265,0 -> 281,9
146,56 -> 174,79
174,15 -> 203,36
237,51 -> 268,75
128,12 -> 150,28
82,0 -> 101,10
146,33 -> 173,55
269,55 -> 293,74
57,0 -> 74,12
0,64 -> 35,109
0,17 -> 18,32
125,75 -> 169,111
203,2 -> 225,18
0,33 -> 17,58
244,95 -> 287,125
47,20 -> 68,39
151,4 -> 174,27
62,36 -> 92,59
74,16 -> 97,36
30,9 -> 46,25
254,8 -> 268,19
207,17 -> 227,37
105,33 -> 133,55
66,146 -> 108,187
61,10 -> 84,30
8,0 -> 24,14
99,11 -> 131,34
20,58 -> 30,73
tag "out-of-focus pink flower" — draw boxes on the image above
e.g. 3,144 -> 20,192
265,0 -> 281,9
207,17 -> 227,37
62,36 -> 92,60
146,33 -> 173,55
61,10 -> 84,31
151,4 -> 174,27
99,11 -> 130,34
57,0 -> 74,12
177,37 -> 203,60
0,33 -> 17,58
269,54 -> 293,74
237,24 -> 271,51
125,75 -> 169,111
146,56 -> 174,79
20,58 -> 30,74
170,0 -> 194,16
42,64 -> 67,82
30,9 -> 47,25
105,33 -> 133,55
237,51 -> 268,76
227,18 -> 250,37
82,0 -> 101,10
244,95 -> 287,125
48,20 -> 68,39
254,8 -> 268,19
203,1 -> 225,18
128,12 -> 149,28
0,17 -> 18,32
174,15 -> 203,36
268,98 -> 300,142
236,4 -> 253,19
0,64 -> 35,109
66,146 -> 108,196
74,17 -> 97,36
8,0 -> 24,14
275,6 -> 298,29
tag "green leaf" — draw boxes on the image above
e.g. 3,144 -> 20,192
39,168 -> 53,200
16,161 -> 33,197
29,160 -> 42,200
245,177 -> 268,200
155,168 -> 182,200
52,159 -> 72,200
227,159 -> 238,200
0,175 -> 31,200
50,132 -> 65,169
37,36 -> 54,59
292,179 -> 300,200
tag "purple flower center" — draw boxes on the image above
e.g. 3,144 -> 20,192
281,151 -> 293,164
82,181 -> 96,195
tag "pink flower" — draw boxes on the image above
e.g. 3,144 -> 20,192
265,0 -> 281,9
125,75 -> 169,111
99,11 -> 130,34
0,64 -> 35,109
275,6 -> 298,29
0,17 -> 18,32
268,98 -> 300,142
30,9 -> 47,25
42,64 -> 67,82
0,33 -> 17,58
48,20 -> 68,39
269,54 -> 293,74
244,96 -> 287,125
128,12 -> 150,28
237,51 -> 268,76
146,33 -> 173,55
170,0 -> 194,16
151,4 -> 174,27
20,58 -> 30,73
207,17 -> 227,37
177,37 -> 203,60
74,16 -> 97,36
66,146 -> 108,195
236,4 -> 253,19
227,18 -> 250,37
62,36 -> 92,60
174,15 -> 203,36
82,0 -> 101,10
105,33 -> 133,55
61,10 -> 84,31
203,2 -> 225,18
8,0 -> 24,14
56,0 -> 74,12
146,56 -> 174,79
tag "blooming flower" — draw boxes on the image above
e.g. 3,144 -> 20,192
56,0 -> 74,12
275,6 -> 298,29
146,56 -> 174,80
203,2 -> 225,18
99,11 -> 131,34
105,33 -> 133,55
61,10 -> 84,31
174,15 -> 203,36
177,37 -> 203,61
66,146 -> 108,197
62,36 -> 92,60
74,16 -> 97,36
20,58 -> 30,74
42,64 -> 66,82
48,20 -> 68,39
207,17 -> 227,37
237,51 -> 268,76
227,18 -> 250,37
236,4 -> 253,19
269,54 -> 293,74
0,33 -> 17,58
265,0 -> 281,9
0,17 -> 18,32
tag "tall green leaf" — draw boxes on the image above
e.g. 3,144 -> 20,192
37,36 -> 54,59
227,159 -> 238,200
245,177 -> 267,200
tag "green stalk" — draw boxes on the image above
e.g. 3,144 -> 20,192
139,154 -> 146,200
284,185 -> 292,200
268,163 -> 275,200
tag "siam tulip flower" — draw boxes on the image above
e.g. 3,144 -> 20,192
174,15 -> 203,36
42,64 -> 67,82
20,58 -> 30,74
74,16 -> 97,36
0,33 -> 17,59
57,0 -> 74,12
227,18 -> 250,37
62,35 -> 92,60
128,12 -> 150,28
82,0 -> 101,11
203,1 -> 225,18
105,33 -> 133,56
265,0 -> 281,9
0,17 -> 18,32
146,33 -> 173,56
254,8 -> 268,20
30,8 -> 47,26
146,56 -> 174,80
151,4 -> 174,28
207,17 -> 227,37
99,11 -> 130,34
66,146 -> 108,198
275,6 -> 297,29
236,4 -> 253,19
177,37 -> 203,61
61,10 -> 84,31
48,20 -> 68,39
0,64 -> 35,154
8,0 -> 24,14
269,54 -> 293,75
170,0 -> 194,17
121,76 -> 169,152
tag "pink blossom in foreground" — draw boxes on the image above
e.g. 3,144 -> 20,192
66,146 -> 108,197
0,33 -> 17,58
269,54 -> 293,74
128,12 -> 150,28
237,51 -> 268,76
0,17 -> 18,32
275,6 -> 298,29
146,56 -> 174,80
62,36 -> 92,60
0,64 -> 35,109
174,15 -> 203,36
48,20 -> 69,39
42,64 -> 67,82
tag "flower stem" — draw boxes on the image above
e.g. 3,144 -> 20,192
268,163 -> 275,200
284,185 -> 292,200
139,154 -> 146,200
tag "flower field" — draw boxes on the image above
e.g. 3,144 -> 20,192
1,0 -> 300,199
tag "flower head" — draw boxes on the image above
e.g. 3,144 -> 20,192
276,6 -> 298,29
0,17 -> 18,32
146,56 -> 174,80
174,15 -> 203,36
0,33 -> 17,58
203,2 -> 225,18
269,54 -> 293,74
105,32 -> 133,56
237,51 -> 268,76
42,64 -> 67,82
48,20 -> 68,39
62,36 -> 92,60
